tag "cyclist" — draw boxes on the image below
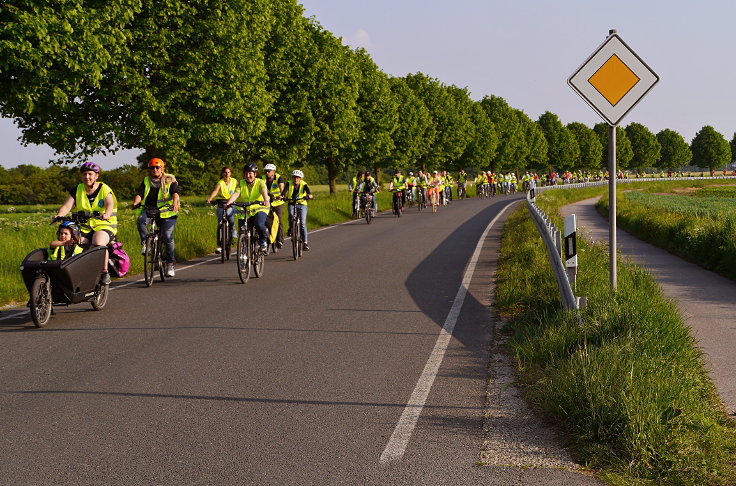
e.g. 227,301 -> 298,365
443,171 -> 454,202
348,171 -> 364,218
388,169 -> 406,213
416,170 -> 428,205
48,221 -> 84,261
283,169 -> 313,250
457,169 -> 467,199
226,163 -> 270,253
54,161 -> 117,285
132,158 -> 180,278
405,171 -> 417,205
206,166 -> 238,254
363,170 -> 379,215
475,171 -> 486,197
262,163 -> 286,249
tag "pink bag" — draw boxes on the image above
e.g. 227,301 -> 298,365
107,241 -> 130,277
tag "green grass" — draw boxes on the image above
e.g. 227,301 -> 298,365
496,188 -> 736,484
0,188 -> 394,308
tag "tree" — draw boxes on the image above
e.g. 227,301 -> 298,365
537,111 -> 579,170
656,129 -> 691,169
690,125 -> 731,170
567,122 -> 603,170
625,122 -> 661,171
593,123 -> 634,169
519,112 -> 548,172
479,95 -> 525,172
458,102 -> 498,170
387,77 -> 433,171
730,132 -> 736,163
305,22 -> 360,195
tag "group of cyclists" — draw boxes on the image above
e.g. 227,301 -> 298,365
50,159 -> 313,286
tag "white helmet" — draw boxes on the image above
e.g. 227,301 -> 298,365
264,163 -> 277,171
409,172 -> 414,176
292,169 -> 304,178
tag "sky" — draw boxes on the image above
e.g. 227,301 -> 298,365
2,0 -> 734,169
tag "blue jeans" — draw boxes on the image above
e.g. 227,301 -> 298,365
288,204 -> 308,244
240,211 -> 268,246
137,213 -> 177,263
216,205 -> 236,243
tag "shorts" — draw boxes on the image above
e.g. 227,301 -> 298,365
81,229 -> 115,242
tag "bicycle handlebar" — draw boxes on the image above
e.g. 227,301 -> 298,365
51,211 -> 102,225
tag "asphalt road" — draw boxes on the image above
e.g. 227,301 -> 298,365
0,193 -> 600,485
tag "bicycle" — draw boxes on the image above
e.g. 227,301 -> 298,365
416,186 -> 426,212
288,195 -> 311,260
352,192 -> 361,220
210,200 -> 233,263
22,212 -> 109,327
405,187 -> 415,208
429,188 -> 439,213
457,182 -> 466,200
391,190 -> 403,218
231,201 -> 268,284
134,205 -> 172,287
359,193 -> 374,224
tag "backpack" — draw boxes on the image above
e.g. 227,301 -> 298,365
107,241 -> 130,278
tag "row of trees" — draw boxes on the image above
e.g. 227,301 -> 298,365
1,0 -> 733,195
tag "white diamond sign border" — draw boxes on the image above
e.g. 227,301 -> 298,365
568,33 -> 659,126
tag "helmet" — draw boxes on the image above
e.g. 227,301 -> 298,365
58,220 -> 80,240
79,162 -> 100,174
244,163 -> 258,173
264,163 -> 277,171
409,172 -> 414,176
148,158 -> 164,168
292,170 -> 304,178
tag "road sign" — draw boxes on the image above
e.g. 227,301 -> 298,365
568,32 -> 658,126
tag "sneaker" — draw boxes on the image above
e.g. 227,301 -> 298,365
303,243 -> 310,251
259,243 -> 268,253
166,264 -> 175,277
276,241 -> 283,249
140,242 -> 147,255
100,272 -> 111,285
215,247 -> 222,254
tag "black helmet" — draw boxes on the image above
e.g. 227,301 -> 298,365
244,163 -> 258,173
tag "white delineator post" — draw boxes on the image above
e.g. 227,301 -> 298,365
564,214 -> 578,288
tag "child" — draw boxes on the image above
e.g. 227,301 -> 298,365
48,221 -> 84,261
283,170 -> 313,250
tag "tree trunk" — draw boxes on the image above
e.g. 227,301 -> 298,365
373,163 -> 382,188
327,157 -> 338,196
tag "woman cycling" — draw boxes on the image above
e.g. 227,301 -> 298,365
226,163 -> 270,252
206,166 -> 238,254
428,170 -> 442,212
283,170 -> 313,251
53,161 -> 117,284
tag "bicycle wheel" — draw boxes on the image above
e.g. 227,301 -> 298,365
291,218 -> 300,260
253,239 -> 265,277
365,206 -> 372,224
296,221 -> 303,258
91,282 -> 109,310
236,230 -> 250,284
158,238 -> 167,283
143,235 -> 156,287
219,219 -> 228,263
30,275 -> 52,328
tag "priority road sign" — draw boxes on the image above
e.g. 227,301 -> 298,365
568,32 -> 658,126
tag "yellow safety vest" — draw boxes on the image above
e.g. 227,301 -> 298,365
75,182 -> 118,235
285,181 -> 309,205
216,178 -> 238,200
140,176 -> 178,218
262,174 -> 285,207
237,178 -> 269,215
48,244 -> 83,261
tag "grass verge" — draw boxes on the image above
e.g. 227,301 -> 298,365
496,190 -> 736,484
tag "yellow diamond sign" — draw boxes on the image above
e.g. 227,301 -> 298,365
568,33 -> 658,125
588,55 -> 640,106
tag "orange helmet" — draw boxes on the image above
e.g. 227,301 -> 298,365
148,158 -> 164,168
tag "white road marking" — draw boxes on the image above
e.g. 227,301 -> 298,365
379,200 -> 519,464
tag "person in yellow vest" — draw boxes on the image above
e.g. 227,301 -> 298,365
206,166 -> 238,254
132,158 -> 180,277
261,163 -> 286,249
226,163 -> 271,252
54,161 -> 117,285
47,221 -> 84,261
283,169 -> 313,250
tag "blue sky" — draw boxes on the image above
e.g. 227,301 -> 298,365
2,0 -> 734,168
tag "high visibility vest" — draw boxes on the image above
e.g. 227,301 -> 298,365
286,181 -> 309,205
216,178 -> 238,200
392,175 -> 405,191
406,176 -> 417,186
75,182 -> 118,235
237,178 -> 269,215
262,174 -> 284,207
48,244 -> 83,261
141,176 -> 178,218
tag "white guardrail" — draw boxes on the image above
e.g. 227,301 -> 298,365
525,175 -> 736,317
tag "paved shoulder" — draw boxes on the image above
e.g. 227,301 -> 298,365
561,197 -> 736,414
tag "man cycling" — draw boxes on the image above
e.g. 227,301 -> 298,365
262,163 -> 286,249
388,169 -> 406,213
349,170 -> 364,218
206,166 -> 237,254
132,158 -> 180,278
226,163 -> 271,253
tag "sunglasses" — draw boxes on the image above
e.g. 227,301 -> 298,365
148,166 -> 162,170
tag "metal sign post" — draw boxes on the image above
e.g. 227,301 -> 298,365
568,29 -> 658,289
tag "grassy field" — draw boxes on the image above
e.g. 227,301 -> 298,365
0,188 -> 394,308
497,187 -> 736,484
